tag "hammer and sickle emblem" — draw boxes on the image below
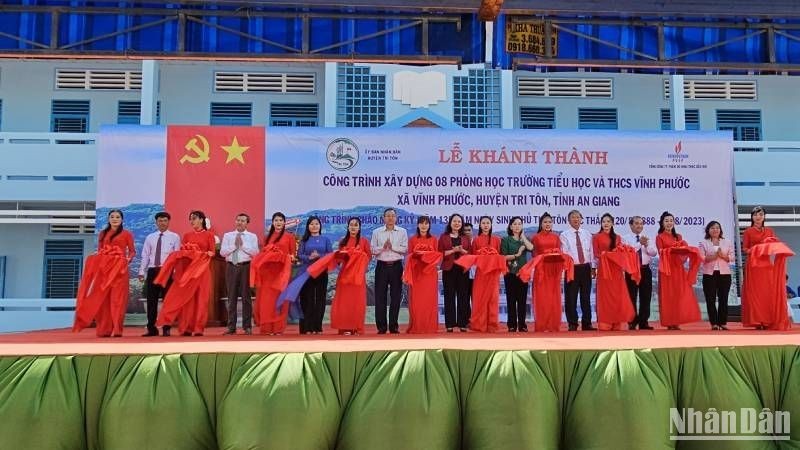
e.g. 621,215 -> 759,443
180,134 -> 211,164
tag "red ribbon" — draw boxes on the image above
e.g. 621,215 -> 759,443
403,243 -> 443,286
599,244 -> 640,284
517,249 -> 575,283
153,243 -> 211,288
658,245 -> 702,284
250,244 -> 293,290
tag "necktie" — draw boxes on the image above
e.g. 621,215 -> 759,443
233,233 -> 243,264
636,235 -> 643,266
575,230 -> 585,264
154,233 -> 163,267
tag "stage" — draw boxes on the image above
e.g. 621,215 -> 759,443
0,322 -> 798,355
1,325 -> 798,449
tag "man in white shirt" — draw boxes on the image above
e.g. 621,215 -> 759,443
138,211 -> 181,337
622,216 -> 658,330
219,213 -> 260,335
371,208 -> 408,334
559,210 -> 596,331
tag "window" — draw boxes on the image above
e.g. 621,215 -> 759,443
716,109 -> 761,151
453,69 -> 501,128
6,175 -> 48,181
117,101 -> 161,125
43,240 -> 84,298
336,65 -> 386,127
519,107 -> 555,129
56,69 -> 142,90
269,103 -> 319,127
210,102 -> 252,126
51,100 -> 90,133
215,72 -> 315,93
518,78 -> 612,98
578,108 -> 617,130
664,79 -> 757,100
53,176 -> 94,181
660,109 -> 700,131
50,224 -> 95,234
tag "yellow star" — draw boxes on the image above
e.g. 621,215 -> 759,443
221,137 -> 249,164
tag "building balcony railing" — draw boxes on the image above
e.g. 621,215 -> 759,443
0,132 -> 97,202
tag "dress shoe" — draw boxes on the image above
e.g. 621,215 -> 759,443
582,325 -> 597,331
389,329 -> 400,334
628,322 -> 637,330
223,329 -> 236,336
459,327 -> 468,332
162,327 -> 171,337
568,324 -> 578,331
518,325 -> 528,332
141,330 -> 158,337
244,328 -> 252,335
667,325 -> 680,331
719,325 -> 728,331
508,327 -> 517,333
377,330 -> 387,335
639,324 -> 655,330
446,328 -> 454,333
712,325 -> 720,331
182,331 -> 192,336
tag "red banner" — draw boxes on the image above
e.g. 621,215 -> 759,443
165,126 -> 265,239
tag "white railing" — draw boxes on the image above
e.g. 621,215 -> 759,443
0,209 -> 95,224
0,132 -> 97,145
0,299 -> 75,333
733,140 -> 800,152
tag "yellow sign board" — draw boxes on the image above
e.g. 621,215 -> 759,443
505,21 -> 558,56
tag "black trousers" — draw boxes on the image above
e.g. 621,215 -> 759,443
375,260 -> 403,332
564,263 -> 593,326
300,272 -> 328,333
145,267 -> 171,333
467,277 -> 473,320
225,262 -> 252,330
626,265 -> 653,326
442,267 -> 470,329
702,271 -> 732,326
504,273 -> 529,329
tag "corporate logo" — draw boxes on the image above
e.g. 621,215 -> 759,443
327,138 -> 359,171
667,140 -> 689,161
670,408 -> 791,441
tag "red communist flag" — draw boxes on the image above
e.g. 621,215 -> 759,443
165,126 -> 265,239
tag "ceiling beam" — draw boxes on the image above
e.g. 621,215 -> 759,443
166,0 -> 800,18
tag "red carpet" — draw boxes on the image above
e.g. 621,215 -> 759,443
0,322 -> 798,355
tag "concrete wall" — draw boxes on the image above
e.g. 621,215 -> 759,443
0,224 -> 94,298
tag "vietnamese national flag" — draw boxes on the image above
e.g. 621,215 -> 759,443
165,126 -> 265,239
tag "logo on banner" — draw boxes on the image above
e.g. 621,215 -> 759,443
668,141 -> 689,161
327,138 -> 359,171
181,134 -> 211,164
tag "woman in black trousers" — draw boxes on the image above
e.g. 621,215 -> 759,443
698,221 -> 734,330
